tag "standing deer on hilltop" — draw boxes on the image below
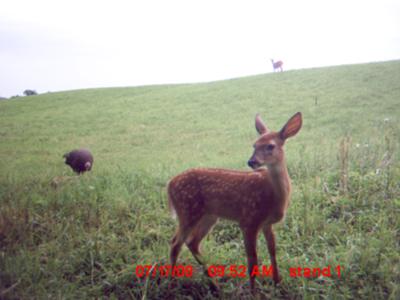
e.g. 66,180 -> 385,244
271,59 -> 283,72
168,112 -> 302,291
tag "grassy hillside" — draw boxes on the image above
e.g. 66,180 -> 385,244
0,61 -> 399,299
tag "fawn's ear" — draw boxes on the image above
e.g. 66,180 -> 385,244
279,112 -> 302,140
255,114 -> 269,135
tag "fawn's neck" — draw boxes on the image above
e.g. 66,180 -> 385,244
266,159 -> 291,206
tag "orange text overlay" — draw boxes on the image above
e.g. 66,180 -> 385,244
135,265 -> 193,278
134,265 -> 342,278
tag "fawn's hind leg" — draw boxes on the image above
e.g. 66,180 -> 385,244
186,215 -> 218,266
170,214 -> 205,266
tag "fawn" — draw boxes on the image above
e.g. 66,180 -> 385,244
168,112 -> 302,291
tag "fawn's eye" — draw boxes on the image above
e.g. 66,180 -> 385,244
266,144 -> 275,151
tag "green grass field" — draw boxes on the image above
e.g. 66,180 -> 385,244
0,61 -> 399,299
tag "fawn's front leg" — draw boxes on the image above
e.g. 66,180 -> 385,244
263,224 -> 282,285
242,226 -> 259,292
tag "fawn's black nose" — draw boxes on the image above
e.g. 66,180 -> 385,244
248,160 -> 257,169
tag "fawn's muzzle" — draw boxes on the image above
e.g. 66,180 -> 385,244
248,159 -> 259,169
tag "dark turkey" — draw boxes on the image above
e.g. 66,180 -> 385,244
63,149 -> 93,174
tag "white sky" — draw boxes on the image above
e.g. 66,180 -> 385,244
1,0 -> 399,98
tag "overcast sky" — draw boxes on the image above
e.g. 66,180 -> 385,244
1,0 -> 399,98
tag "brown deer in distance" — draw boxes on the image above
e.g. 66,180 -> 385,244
168,112 -> 302,291
271,59 -> 283,72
